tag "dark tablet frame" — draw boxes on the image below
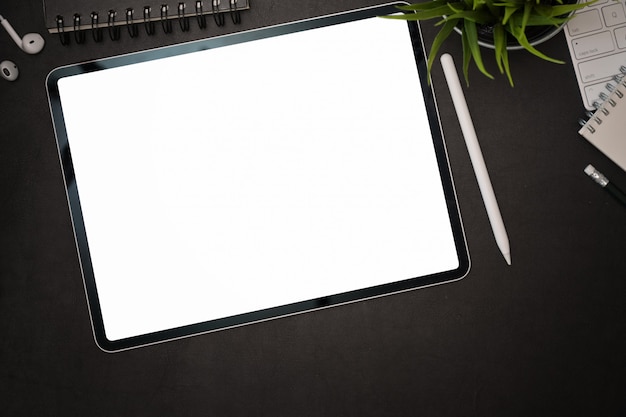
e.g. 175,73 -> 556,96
47,3 -> 470,352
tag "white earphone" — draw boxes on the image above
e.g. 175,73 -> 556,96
0,60 -> 18,81
0,14 -> 45,54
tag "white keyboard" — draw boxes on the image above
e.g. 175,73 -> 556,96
565,0 -> 626,110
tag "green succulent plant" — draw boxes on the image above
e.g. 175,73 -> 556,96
386,0 -> 595,85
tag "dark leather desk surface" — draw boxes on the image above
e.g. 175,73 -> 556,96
2,0 -> 625,415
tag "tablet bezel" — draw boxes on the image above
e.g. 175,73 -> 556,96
47,3 -> 470,352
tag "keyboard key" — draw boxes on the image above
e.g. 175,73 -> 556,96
572,31 -> 614,58
616,26 -> 626,48
579,51 -> 626,82
568,9 -> 603,36
602,3 -> 626,27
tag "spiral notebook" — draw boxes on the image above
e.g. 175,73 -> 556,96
43,0 -> 250,44
579,70 -> 626,172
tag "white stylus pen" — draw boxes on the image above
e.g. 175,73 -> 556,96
440,53 -> 511,265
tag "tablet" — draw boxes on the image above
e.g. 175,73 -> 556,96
47,3 -> 470,352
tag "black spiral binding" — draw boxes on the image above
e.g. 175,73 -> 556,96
230,0 -> 241,25
126,8 -> 139,38
73,14 -> 85,44
578,66 -> 626,133
212,0 -> 225,27
160,5 -> 173,34
55,1 -> 245,45
144,7 -> 155,36
196,1 -> 207,29
108,10 -> 121,41
91,12 -> 103,43
178,3 -> 190,32
55,15 -> 70,45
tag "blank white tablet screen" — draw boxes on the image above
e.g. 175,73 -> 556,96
57,16 -> 459,341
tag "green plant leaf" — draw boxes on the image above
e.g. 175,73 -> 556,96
461,29 -> 473,85
493,23 -> 505,74
472,0 -> 487,10
483,0 -> 499,15
384,5 -> 459,21
543,0 -> 598,17
521,1 -> 532,32
502,6 -> 519,24
464,20 -> 494,79
425,18 -> 459,82
381,13 -> 423,21
507,20 -> 564,64
382,12 -> 438,21
446,9 -> 497,24
493,1 -> 524,8
507,13 -> 568,27
493,23 -> 513,86
397,0 -> 451,11
526,15 -> 565,25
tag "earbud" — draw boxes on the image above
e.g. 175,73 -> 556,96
0,14 -> 45,54
0,60 -> 18,81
